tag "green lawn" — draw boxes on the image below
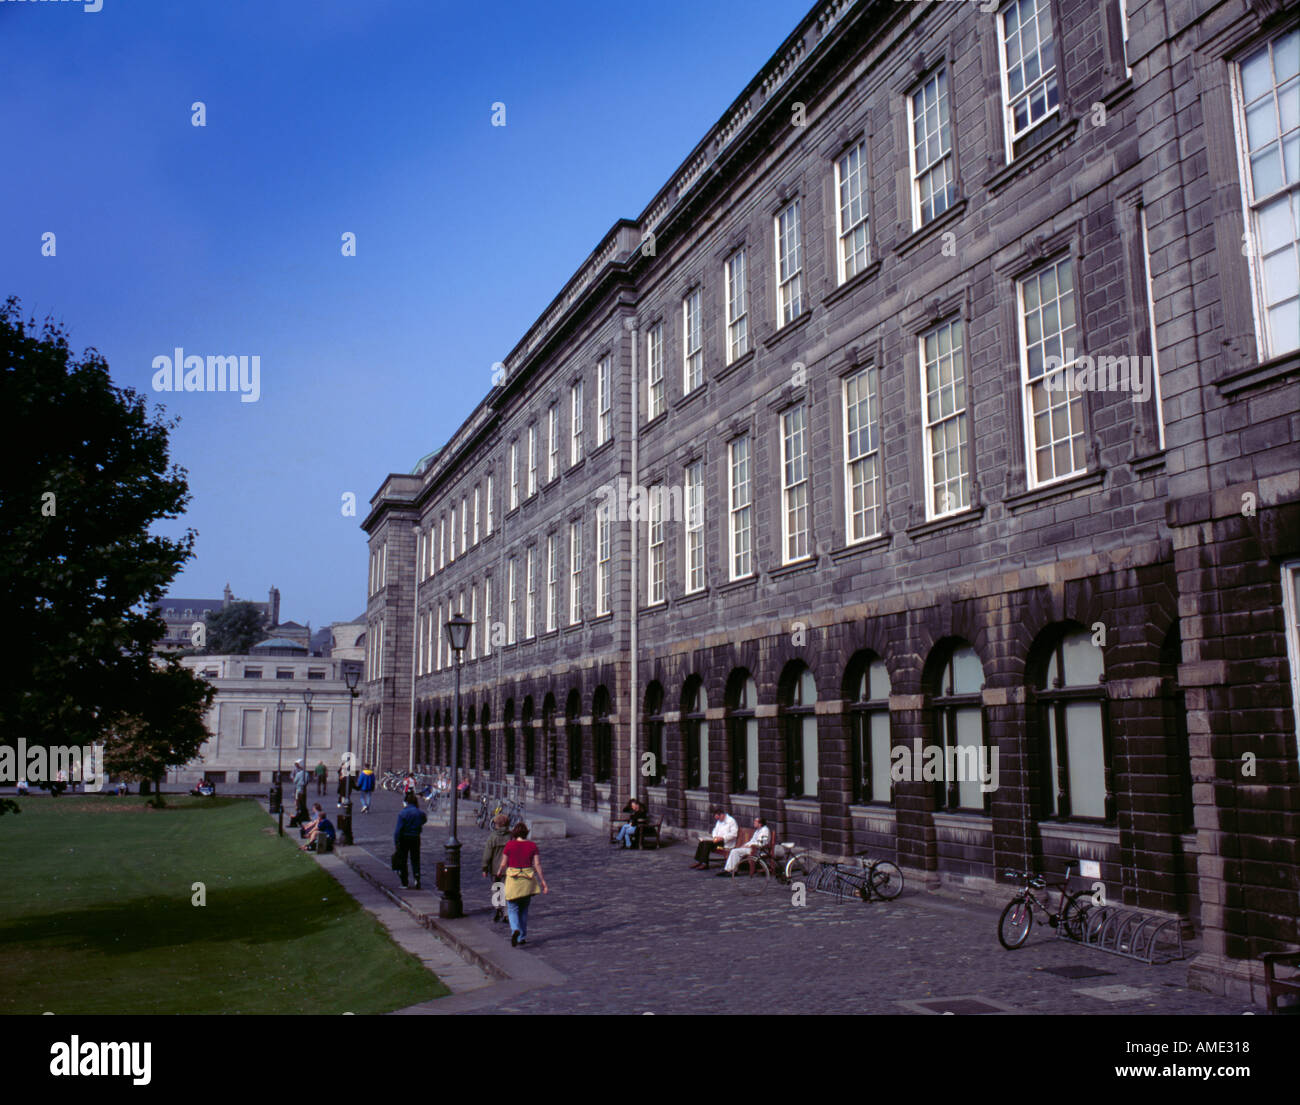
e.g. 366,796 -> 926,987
0,795 -> 449,1014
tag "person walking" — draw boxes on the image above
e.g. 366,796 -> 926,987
496,822 -> 548,947
356,763 -> 376,812
291,760 -> 310,826
393,791 -> 428,889
481,813 -> 512,924
314,761 -> 327,796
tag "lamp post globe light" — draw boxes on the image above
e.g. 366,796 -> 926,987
275,699 -> 286,837
442,612 -> 471,919
341,665 -> 361,846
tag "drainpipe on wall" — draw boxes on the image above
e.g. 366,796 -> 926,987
628,318 -> 639,806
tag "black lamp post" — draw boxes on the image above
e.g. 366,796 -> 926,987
441,611 -> 471,919
275,699 -> 286,837
302,689 -> 314,824
341,666 -> 360,845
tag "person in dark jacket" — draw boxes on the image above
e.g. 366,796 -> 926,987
393,791 -> 428,889
481,814 -> 512,923
614,799 -> 649,849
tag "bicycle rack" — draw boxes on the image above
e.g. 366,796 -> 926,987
1080,905 -> 1186,964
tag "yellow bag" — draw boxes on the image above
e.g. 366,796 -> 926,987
504,866 -> 539,901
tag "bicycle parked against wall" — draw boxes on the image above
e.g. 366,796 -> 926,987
731,843 -> 904,902
997,867 -> 1092,949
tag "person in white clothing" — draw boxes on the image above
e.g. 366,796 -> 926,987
691,809 -> 738,869
723,817 -> 773,874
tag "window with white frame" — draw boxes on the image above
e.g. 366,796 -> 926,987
569,521 -> 582,624
729,435 -> 753,579
648,486 -> 666,605
1236,29 -> 1300,358
571,379 -> 584,465
597,355 -> 612,445
426,608 -> 434,673
381,543 -> 387,586
836,141 -> 870,281
507,557 -> 517,645
473,486 -> 480,544
909,68 -> 955,227
685,460 -> 705,594
781,405 -> 810,562
1138,208 -> 1166,450
417,611 -> 425,675
597,507 -> 612,616
486,473 -> 495,535
525,547 -> 536,638
448,507 -> 455,562
844,366 -> 882,542
647,323 -> 665,420
1019,256 -> 1086,486
483,576 -> 492,657
547,404 -> 559,482
683,289 -> 703,393
1283,561 -> 1300,739
921,318 -> 970,518
775,199 -> 803,325
439,517 -> 446,570
509,442 -> 519,509
435,602 -> 443,672
726,248 -> 749,363
546,534 -> 558,632
527,424 -> 538,497
460,495 -> 468,553
998,0 -> 1060,148
469,585 -> 477,659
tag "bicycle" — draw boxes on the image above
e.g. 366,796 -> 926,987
730,844 -> 903,902
997,867 -> 1092,950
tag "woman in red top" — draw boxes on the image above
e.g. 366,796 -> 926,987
496,822 -> 549,946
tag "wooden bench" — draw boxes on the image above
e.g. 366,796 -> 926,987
1261,950 -> 1300,1014
608,809 -> 665,850
722,827 -> 775,874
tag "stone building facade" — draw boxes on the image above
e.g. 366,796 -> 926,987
361,0 -> 1299,1002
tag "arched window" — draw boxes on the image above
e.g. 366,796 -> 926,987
543,693 -> 558,782
566,689 -> 582,781
930,642 -> 987,812
644,682 -> 666,786
683,678 -> 709,790
1036,627 -> 1111,822
504,699 -> 516,776
782,666 -> 818,798
593,687 -> 612,783
847,655 -> 892,804
725,672 -> 756,794
522,696 -> 536,776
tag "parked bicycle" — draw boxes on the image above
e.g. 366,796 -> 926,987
731,843 -> 904,902
997,867 -> 1092,949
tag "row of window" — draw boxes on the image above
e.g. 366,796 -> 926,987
412,626 -> 1188,827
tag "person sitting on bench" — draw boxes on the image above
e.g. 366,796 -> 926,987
722,816 -> 772,875
690,809 -> 738,869
614,799 -> 649,849
300,805 -> 336,851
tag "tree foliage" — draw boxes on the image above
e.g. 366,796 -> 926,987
0,299 -> 212,793
203,601 -> 268,654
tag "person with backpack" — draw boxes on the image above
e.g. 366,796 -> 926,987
481,813 -> 512,923
392,791 -> 427,889
356,763 -> 376,812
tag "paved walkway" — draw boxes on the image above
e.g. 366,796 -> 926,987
309,788 -> 1254,1015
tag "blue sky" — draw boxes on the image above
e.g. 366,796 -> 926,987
1,0 -> 808,631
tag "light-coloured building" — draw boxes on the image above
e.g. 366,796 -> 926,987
169,654 -> 363,786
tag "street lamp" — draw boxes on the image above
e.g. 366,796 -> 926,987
341,665 -> 361,845
441,611 -> 471,919
275,699 -> 286,837
301,689 -> 314,827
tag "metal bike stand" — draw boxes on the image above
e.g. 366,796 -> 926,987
1080,905 -> 1186,964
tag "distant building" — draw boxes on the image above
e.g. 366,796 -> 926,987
171,653 -> 364,786
156,584 -> 283,651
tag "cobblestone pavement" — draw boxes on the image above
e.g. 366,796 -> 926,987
340,790 -> 1252,1016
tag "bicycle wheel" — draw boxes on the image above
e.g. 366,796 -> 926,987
998,898 -> 1033,949
868,861 -> 904,901
1059,891 -> 1092,942
731,856 -> 771,894
784,854 -> 813,884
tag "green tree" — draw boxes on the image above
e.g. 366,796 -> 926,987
0,299 -> 211,801
103,655 -> 215,806
203,601 -> 268,654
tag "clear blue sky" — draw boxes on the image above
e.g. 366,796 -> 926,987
2,0 -> 809,631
